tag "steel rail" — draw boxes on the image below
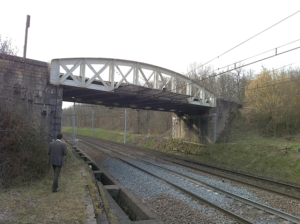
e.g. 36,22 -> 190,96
173,157 -> 300,189
79,139 -> 253,224
64,134 -> 300,201
138,158 -> 300,224
91,136 -> 300,196
169,160 -> 300,201
81,139 -> 300,224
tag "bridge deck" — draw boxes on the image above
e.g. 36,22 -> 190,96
63,84 -> 209,115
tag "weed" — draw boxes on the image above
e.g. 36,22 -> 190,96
0,102 -> 49,188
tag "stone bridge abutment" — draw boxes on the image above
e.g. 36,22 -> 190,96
172,98 -> 239,144
0,54 -> 62,142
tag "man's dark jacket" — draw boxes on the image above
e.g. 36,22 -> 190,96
48,140 -> 68,166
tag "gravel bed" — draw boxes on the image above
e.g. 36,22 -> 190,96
144,158 -> 268,205
157,155 -> 300,198
151,157 -> 300,218
69,135 -> 298,223
143,195 -> 234,224
146,157 -> 300,218
102,158 -> 235,224
98,140 -> 300,219
123,158 -> 285,224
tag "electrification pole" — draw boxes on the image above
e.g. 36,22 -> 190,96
72,102 -> 75,142
23,15 -> 30,58
124,108 -> 127,143
76,115 -> 78,135
92,110 -> 94,137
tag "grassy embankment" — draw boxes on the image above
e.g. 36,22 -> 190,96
63,108 -> 300,184
0,145 -> 87,224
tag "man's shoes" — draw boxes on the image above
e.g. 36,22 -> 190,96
52,190 -> 59,193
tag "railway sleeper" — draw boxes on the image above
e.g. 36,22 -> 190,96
71,146 -> 163,223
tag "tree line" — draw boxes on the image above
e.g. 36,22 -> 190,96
187,63 -> 300,135
62,105 -> 172,135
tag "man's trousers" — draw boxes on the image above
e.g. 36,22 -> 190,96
52,165 -> 62,192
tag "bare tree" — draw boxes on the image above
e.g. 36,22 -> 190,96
0,35 -> 18,55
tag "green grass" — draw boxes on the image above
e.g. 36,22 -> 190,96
0,145 -> 87,224
63,127 -> 131,143
150,137 -> 300,184
199,142 -> 300,182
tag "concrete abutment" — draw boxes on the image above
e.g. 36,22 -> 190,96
172,98 -> 239,144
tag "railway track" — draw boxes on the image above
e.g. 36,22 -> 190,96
69,134 -> 300,202
66,134 -> 300,224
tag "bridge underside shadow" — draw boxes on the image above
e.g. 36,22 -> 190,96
173,99 -> 239,144
63,84 -> 208,116
63,84 -> 238,144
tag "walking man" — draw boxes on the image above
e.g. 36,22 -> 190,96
48,133 -> 68,193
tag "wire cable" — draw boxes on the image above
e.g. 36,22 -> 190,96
203,46 -> 300,81
183,9 -> 300,77
201,38 -> 300,80
213,62 -> 300,100
237,60 -> 300,89
234,38 -> 300,65
172,44 -> 300,92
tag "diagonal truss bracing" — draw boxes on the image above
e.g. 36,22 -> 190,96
50,58 -> 216,107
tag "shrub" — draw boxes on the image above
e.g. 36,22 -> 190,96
0,102 -> 50,187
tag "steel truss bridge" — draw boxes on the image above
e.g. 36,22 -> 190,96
50,58 -> 216,115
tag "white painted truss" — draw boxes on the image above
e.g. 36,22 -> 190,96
50,58 -> 216,107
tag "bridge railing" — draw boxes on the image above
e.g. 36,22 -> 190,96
50,58 -> 216,107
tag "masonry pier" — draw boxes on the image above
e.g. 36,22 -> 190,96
0,54 -> 62,142
172,98 -> 239,144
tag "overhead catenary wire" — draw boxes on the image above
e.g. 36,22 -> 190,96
183,9 -> 300,77
233,38 -> 300,66
187,38 -> 300,82
62,42 -> 300,103
235,60 -> 300,91
215,60 -> 300,90
213,61 -> 300,99
172,44 -> 300,92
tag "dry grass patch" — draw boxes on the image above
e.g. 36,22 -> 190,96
0,146 -> 87,224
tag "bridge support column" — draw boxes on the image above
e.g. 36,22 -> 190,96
172,98 -> 240,144
172,113 -> 206,143
0,54 -> 63,143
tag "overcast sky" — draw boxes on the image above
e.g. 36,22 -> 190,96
1,0 -> 300,108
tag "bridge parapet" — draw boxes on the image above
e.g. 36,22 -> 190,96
50,58 -> 216,107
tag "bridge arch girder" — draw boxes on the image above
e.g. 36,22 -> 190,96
50,58 -> 216,107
